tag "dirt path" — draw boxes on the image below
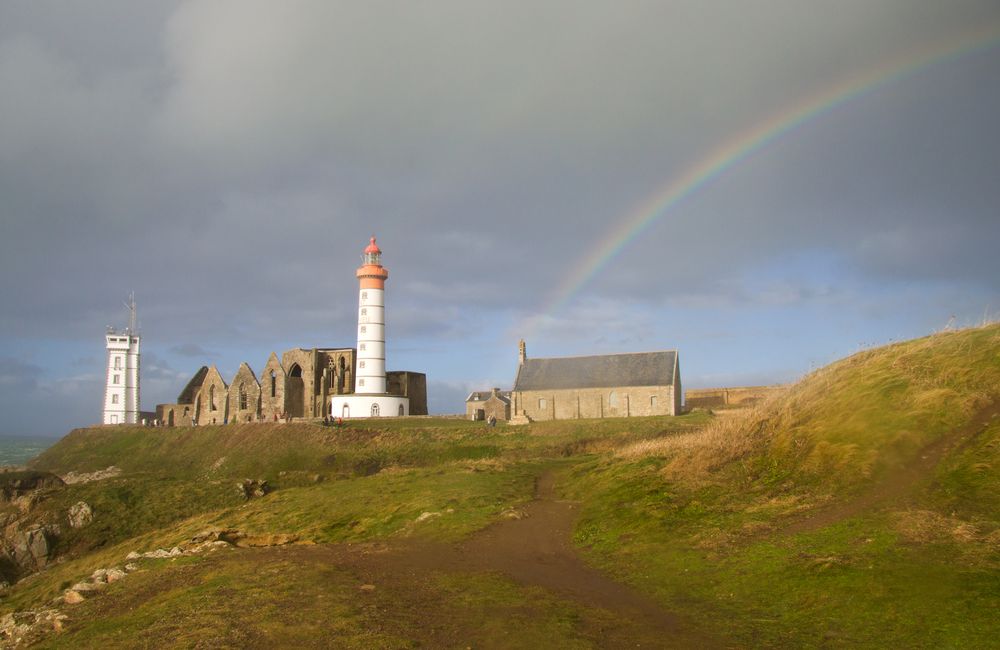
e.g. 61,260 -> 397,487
294,470 -> 720,648
784,401 -> 999,535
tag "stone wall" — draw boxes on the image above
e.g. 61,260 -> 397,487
259,353 -> 286,422
684,385 -> 786,410
195,366 -> 229,425
228,363 -> 262,423
513,385 -> 677,421
387,371 -> 427,415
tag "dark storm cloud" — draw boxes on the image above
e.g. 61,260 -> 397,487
1,1 -> 999,429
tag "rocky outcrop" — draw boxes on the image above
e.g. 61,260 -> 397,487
236,479 -> 270,500
0,609 -> 67,647
60,466 -> 121,485
0,471 -> 64,502
9,524 -> 59,571
67,501 -> 94,529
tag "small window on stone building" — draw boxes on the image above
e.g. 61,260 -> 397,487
210,385 -> 216,411
113,374 -> 120,384
239,384 -> 247,410
650,395 -> 658,408
609,391 -> 619,408
112,394 -> 119,404
539,398 -> 547,410
270,371 -> 276,398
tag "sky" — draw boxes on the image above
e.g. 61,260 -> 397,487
1,1 -> 999,436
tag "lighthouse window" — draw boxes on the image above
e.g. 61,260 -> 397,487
362,291 -> 368,299
359,379 -> 365,387
112,394 -> 119,404
359,361 -> 365,368
114,356 -> 121,370
360,343 -> 366,351
360,326 -> 366,334
113,374 -> 120,384
361,308 -> 367,316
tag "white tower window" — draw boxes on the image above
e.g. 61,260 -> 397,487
114,357 -> 121,370
112,394 -> 119,404
113,374 -> 120,384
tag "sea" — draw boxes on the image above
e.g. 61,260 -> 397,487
0,435 -> 58,467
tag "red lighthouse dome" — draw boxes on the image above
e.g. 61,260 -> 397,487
364,236 -> 381,255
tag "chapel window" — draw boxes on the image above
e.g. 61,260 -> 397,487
239,384 -> 247,410
210,385 -> 216,411
270,371 -> 276,398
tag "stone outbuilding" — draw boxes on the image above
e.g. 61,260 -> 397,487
465,388 -> 511,421
509,341 -> 681,423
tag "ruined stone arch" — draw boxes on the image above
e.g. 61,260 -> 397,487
285,363 -> 304,418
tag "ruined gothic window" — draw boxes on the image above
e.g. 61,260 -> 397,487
113,374 -> 120,384
112,394 -> 119,404
270,371 -> 276,398
239,384 -> 247,410
210,385 -> 216,410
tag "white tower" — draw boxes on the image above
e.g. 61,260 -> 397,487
103,293 -> 141,425
331,237 -> 409,419
355,236 -> 388,394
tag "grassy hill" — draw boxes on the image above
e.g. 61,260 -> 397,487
3,324 -> 998,647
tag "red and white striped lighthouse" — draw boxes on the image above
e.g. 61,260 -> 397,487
355,236 -> 389,394
331,236 -> 410,418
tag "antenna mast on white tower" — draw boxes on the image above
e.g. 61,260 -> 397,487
103,294 -> 142,425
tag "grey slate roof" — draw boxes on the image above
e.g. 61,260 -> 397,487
513,351 -> 677,391
466,390 -> 512,404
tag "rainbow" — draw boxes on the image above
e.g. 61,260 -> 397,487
519,23 -> 1000,338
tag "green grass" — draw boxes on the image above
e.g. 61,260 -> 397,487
5,325 -> 1000,647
